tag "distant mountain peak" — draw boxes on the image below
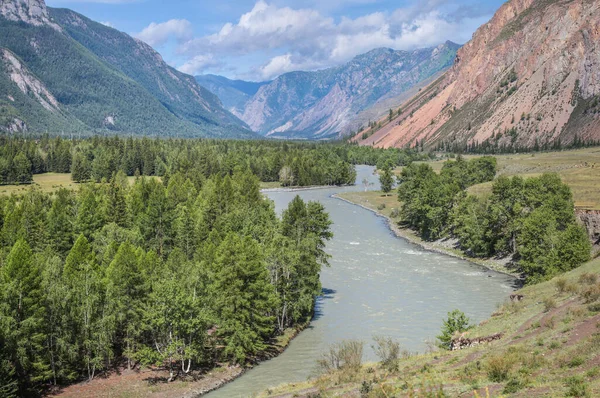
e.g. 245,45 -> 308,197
1,0 -> 61,31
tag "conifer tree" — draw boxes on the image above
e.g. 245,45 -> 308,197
211,234 -> 278,363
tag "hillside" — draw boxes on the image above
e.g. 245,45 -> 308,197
0,0 -> 252,138
262,255 -> 600,397
195,74 -> 268,117
355,0 -> 600,150
203,43 -> 459,139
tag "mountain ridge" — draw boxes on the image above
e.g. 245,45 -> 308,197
199,42 -> 460,139
354,0 -> 600,149
0,0 -> 253,138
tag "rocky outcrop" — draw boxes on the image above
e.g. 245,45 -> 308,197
0,0 -> 61,31
450,333 -> 503,351
1,48 -> 60,113
358,0 -> 600,149
577,209 -> 600,255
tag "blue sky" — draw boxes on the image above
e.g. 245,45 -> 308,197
45,0 -> 506,81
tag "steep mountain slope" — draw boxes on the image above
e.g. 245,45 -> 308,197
204,43 -> 459,139
0,0 -> 252,138
195,74 -> 268,117
356,0 -> 600,149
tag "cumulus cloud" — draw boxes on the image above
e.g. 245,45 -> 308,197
135,19 -> 193,47
175,0 -> 492,80
100,21 -> 114,28
178,55 -> 223,76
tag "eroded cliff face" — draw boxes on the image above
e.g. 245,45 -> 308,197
359,0 -> 600,149
2,48 -> 60,113
577,209 -> 600,255
0,0 -> 61,30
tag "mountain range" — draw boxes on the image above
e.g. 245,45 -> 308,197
354,0 -> 600,149
196,42 -> 460,139
0,0 -> 253,138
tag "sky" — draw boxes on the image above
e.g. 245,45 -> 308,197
45,0 -> 505,81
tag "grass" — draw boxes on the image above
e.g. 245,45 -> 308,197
391,148 -> 600,209
259,256 -> 600,397
0,173 -> 279,196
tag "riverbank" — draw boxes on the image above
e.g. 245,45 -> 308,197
51,324 -> 308,398
258,255 -> 600,397
333,190 -> 522,279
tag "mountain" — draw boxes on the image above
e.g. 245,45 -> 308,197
202,43 -> 460,139
195,74 -> 268,117
355,0 -> 600,149
0,0 -> 253,138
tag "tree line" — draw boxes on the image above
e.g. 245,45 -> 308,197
0,169 -> 332,396
396,156 -> 591,282
0,136 -> 433,188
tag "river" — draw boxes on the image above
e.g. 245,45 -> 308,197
206,165 -> 517,398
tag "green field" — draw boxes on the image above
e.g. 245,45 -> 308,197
0,173 -> 160,196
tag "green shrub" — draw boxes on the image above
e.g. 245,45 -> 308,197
377,203 -> 386,211
543,297 -> 557,312
503,378 -> 526,394
437,309 -> 473,349
556,277 -> 568,293
565,376 -> 590,397
372,336 -> 400,372
486,354 -> 514,382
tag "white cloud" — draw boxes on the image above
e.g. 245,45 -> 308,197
100,21 -> 114,28
175,1 -> 491,80
135,19 -> 193,47
178,55 -> 222,75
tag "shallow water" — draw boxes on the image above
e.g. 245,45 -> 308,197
206,165 -> 517,398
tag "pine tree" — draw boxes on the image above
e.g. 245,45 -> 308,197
105,242 -> 145,369
211,234 -> 278,363
63,235 -> 109,381
379,166 -> 394,195
0,239 -> 50,394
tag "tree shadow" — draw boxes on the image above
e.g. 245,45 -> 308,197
312,287 -> 336,321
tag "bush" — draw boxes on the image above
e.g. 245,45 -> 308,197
556,277 -> 568,293
390,208 -> 399,218
543,297 -> 557,312
317,340 -> 364,374
580,284 -> 600,303
377,203 -> 386,211
503,378 -> 526,394
579,272 -> 598,285
437,309 -> 473,349
565,375 -> 590,397
486,354 -> 515,382
372,336 -> 400,372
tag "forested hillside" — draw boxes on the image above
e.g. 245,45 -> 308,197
0,0 -> 251,137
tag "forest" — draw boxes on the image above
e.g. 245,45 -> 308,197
0,168 -> 334,396
0,136 -> 436,396
397,156 -> 591,282
0,136 -> 433,187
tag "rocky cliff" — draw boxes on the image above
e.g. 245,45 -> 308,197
356,0 -> 600,149
577,209 -> 600,256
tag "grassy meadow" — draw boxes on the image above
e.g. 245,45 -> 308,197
0,173 -> 161,196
